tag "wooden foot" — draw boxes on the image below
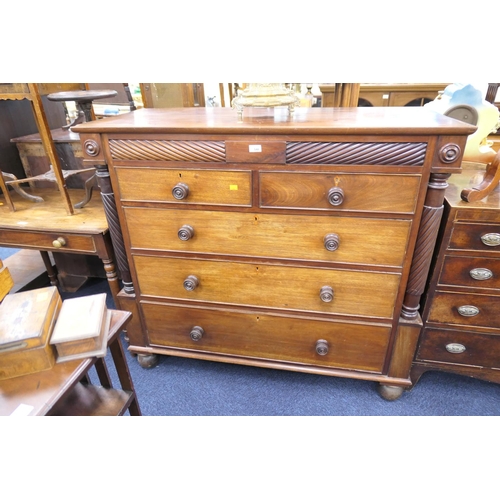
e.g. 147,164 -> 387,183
137,353 -> 159,369
378,384 -> 405,401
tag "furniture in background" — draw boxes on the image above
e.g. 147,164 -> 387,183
0,308 -> 140,416
0,83 -> 87,215
74,106 -> 474,400
139,83 -> 205,108
412,166 -> 500,386
320,83 -> 448,108
0,188 -> 121,303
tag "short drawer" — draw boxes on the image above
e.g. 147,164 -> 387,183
260,172 -> 421,213
134,255 -> 401,319
416,328 -> 500,368
225,140 -> 286,164
448,222 -> 500,253
124,207 -> 412,267
142,302 -> 391,373
439,255 -> 500,290
115,167 -> 252,206
0,229 -> 96,253
427,291 -> 500,330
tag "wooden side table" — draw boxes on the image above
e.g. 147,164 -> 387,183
0,188 -> 121,305
0,309 -> 140,416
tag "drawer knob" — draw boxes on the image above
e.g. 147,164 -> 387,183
457,305 -> 480,317
190,326 -> 204,342
446,343 -> 466,354
319,285 -> 334,302
52,237 -> 67,248
316,339 -> 329,356
324,233 -> 340,252
178,225 -> 195,241
327,187 -> 344,206
480,233 -> 500,247
172,182 -> 190,200
470,268 -> 493,280
183,275 -> 199,291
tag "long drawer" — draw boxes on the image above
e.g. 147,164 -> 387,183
142,301 -> 391,372
260,172 -> 421,213
0,229 -> 96,253
427,290 -> 500,329
133,255 -> 401,319
416,328 -> 500,368
124,207 -> 412,267
115,167 -> 252,206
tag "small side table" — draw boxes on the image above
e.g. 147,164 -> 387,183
0,309 -> 141,416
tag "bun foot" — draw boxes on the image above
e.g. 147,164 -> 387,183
137,353 -> 159,369
378,384 -> 404,401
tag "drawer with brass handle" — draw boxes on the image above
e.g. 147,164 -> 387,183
427,291 -> 500,329
259,172 -> 421,213
416,328 -> 500,368
133,255 -> 401,319
448,222 -> 500,253
142,301 -> 392,373
439,255 -> 500,289
124,207 -> 412,267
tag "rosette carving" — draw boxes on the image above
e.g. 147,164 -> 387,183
439,143 -> 461,163
84,139 -> 100,157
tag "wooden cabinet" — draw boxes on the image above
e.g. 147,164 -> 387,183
413,167 -> 500,385
74,107 -> 474,399
320,84 -> 448,108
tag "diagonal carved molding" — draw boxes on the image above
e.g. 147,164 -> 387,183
286,142 -> 427,165
109,139 -> 226,162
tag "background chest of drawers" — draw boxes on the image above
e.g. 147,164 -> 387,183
413,167 -> 500,385
74,107 -> 474,399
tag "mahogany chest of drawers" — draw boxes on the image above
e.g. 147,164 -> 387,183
413,168 -> 500,385
74,107 -> 474,399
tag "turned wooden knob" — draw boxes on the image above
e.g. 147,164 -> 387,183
316,339 -> 329,355
52,237 -> 67,248
324,233 -> 340,251
319,285 -> 334,302
327,187 -> 344,206
172,182 -> 190,200
190,326 -> 204,341
183,275 -> 199,291
178,225 -> 194,241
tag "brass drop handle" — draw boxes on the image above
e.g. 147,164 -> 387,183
178,225 -> 194,241
319,285 -> 334,302
324,233 -> 340,251
316,339 -> 329,355
327,186 -> 344,206
183,275 -> 199,291
52,237 -> 67,248
172,182 -> 190,200
190,326 -> 204,341
480,233 -> 500,247
446,343 -> 466,354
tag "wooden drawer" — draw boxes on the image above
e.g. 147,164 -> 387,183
226,140 -> 286,164
427,291 -> 500,330
0,229 -> 96,253
448,222 -> 500,253
142,302 -> 391,373
115,167 -> 252,206
124,207 -> 412,267
134,255 -> 401,319
416,328 -> 500,368
260,172 -> 421,213
439,255 -> 500,290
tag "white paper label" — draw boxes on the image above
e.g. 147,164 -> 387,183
249,145 -> 262,153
